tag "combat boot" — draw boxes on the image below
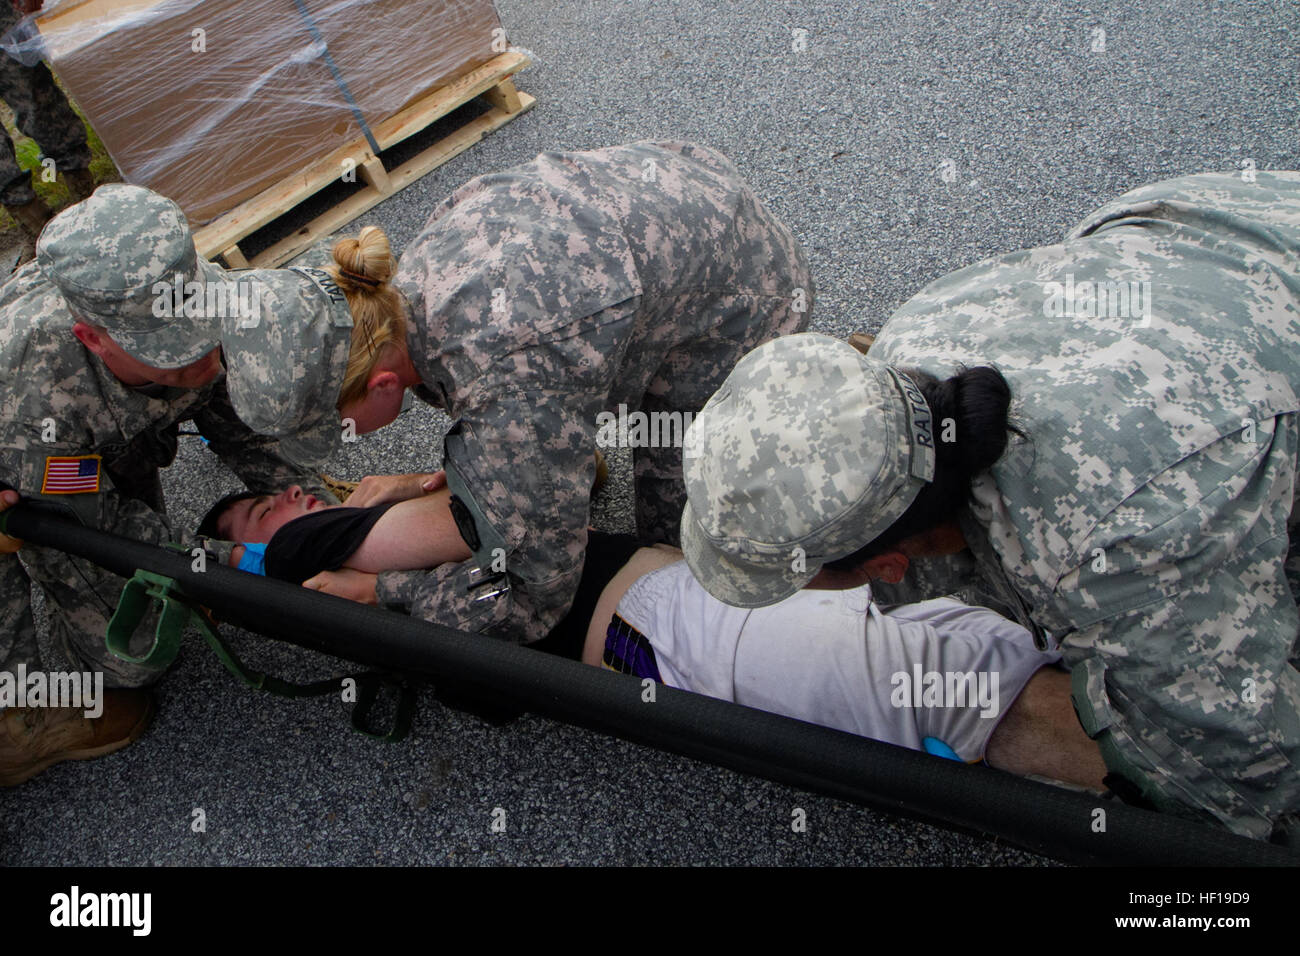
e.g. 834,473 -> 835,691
0,688 -> 154,786
61,167 -> 96,203
5,197 -> 52,266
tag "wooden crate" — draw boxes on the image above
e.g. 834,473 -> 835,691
194,50 -> 536,269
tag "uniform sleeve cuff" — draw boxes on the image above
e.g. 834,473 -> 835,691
197,538 -> 237,566
376,569 -> 421,612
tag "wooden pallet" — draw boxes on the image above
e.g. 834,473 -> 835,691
194,50 -> 536,269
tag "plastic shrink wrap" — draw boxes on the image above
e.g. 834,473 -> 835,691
2,0 -> 504,223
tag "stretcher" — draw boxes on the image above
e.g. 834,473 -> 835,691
3,499 -> 1295,866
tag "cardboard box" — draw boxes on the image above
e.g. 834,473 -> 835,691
37,0 -> 503,223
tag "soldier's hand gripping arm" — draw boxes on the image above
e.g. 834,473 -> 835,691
346,470 -> 446,508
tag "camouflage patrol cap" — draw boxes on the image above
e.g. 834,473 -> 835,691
36,183 -> 226,368
219,266 -> 354,466
680,333 -> 937,608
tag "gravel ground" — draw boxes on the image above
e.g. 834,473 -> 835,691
4,0 -> 1298,866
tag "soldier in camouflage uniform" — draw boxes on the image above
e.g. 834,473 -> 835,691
221,141 -> 812,643
0,184 -> 335,785
681,171 -> 1300,841
0,1 -> 95,259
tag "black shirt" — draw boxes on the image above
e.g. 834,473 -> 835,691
265,504 -> 395,585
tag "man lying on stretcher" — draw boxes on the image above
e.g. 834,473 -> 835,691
198,481 -> 1107,791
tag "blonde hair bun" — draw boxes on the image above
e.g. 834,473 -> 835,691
328,224 -> 409,412
331,226 -> 396,291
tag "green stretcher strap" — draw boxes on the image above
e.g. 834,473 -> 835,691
105,570 -> 190,670
106,567 -> 414,742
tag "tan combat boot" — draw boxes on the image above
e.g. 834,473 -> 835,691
61,167 -> 96,203
0,688 -> 154,786
5,197 -> 52,266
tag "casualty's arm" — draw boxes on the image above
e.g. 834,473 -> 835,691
228,492 -> 469,581
343,488 -> 472,572
304,568 -> 379,605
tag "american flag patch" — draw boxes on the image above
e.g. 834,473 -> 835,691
41,455 -> 101,494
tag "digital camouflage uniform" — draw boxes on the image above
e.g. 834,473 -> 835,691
379,141 -> 811,642
0,188 -> 333,689
869,170 -> 1300,839
0,3 -> 90,206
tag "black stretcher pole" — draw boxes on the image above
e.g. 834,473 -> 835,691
4,501 -> 1296,866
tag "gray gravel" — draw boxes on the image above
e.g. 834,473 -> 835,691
4,0 -> 1297,866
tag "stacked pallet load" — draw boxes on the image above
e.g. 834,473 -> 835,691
26,0 -> 534,265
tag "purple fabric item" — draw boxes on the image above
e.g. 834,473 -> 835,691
602,613 -> 663,683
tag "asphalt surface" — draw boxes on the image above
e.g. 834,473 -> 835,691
4,0 -> 1299,866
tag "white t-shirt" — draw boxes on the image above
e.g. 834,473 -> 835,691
614,560 -> 1061,762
